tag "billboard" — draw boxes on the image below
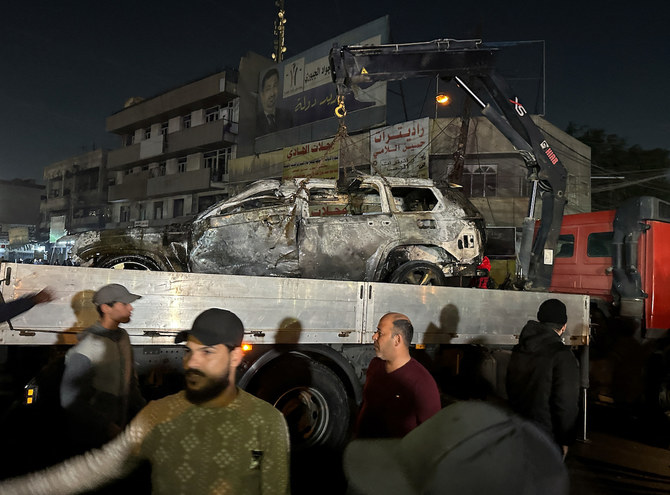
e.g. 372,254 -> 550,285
238,16 -> 390,162
370,118 -> 430,178
282,139 -> 340,180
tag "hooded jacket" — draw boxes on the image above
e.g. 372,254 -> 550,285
506,320 -> 580,447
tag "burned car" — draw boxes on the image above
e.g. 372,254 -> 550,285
71,176 -> 485,285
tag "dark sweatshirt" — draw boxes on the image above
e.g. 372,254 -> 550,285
506,320 -> 580,447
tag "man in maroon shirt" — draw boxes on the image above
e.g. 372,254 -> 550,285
356,312 -> 441,438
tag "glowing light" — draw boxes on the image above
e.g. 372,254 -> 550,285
435,94 -> 451,105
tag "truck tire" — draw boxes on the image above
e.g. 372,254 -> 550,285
96,255 -> 162,271
389,260 -> 447,286
247,352 -> 353,452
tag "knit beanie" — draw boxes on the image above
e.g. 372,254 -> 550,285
537,299 -> 567,326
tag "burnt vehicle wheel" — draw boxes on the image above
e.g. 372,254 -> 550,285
389,260 -> 447,285
247,352 -> 353,453
96,255 -> 162,271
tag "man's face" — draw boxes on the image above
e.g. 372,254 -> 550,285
261,72 -> 279,114
103,302 -> 133,324
372,316 -> 397,361
183,336 -> 239,404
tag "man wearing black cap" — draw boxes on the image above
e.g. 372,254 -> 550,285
1,308 -> 290,495
60,283 -> 146,454
506,298 -> 580,458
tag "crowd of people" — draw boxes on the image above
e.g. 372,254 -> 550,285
0,283 -> 580,494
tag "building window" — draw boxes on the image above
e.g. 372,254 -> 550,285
139,203 -> 147,221
161,122 -> 168,136
463,164 -> 498,197
205,106 -> 220,123
183,114 -> 191,129
154,202 -> 163,220
120,206 -> 130,223
125,134 -> 134,146
144,128 -> 151,140
158,162 -> 166,176
177,157 -> 187,173
204,147 -> 231,182
78,168 -> 99,191
173,198 -> 184,218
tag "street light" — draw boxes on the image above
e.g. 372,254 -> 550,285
435,75 -> 452,118
435,94 -> 450,105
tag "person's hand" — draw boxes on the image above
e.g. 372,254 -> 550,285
562,445 -> 569,461
32,288 -> 54,305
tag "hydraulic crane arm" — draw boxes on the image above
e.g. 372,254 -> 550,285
329,39 -> 567,290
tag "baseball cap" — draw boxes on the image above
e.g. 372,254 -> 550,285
344,401 -> 568,495
175,308 -> 245,347
537,298 -> 568,326
93,284 -> 141,306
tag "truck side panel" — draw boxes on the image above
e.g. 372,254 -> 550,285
368,282 -> 589,347
0,264 -> 365,346
1,263 -> 589,347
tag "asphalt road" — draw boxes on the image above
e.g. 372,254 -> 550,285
566,404 -> 670,494
568,432 -> 670,494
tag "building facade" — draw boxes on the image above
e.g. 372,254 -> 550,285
41,149 -> 109,240
103,71 -> 239,228
0,179 -> 45,261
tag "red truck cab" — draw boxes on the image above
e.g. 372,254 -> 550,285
550,197 -> 670,337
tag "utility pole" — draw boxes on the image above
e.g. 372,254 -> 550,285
272,0 -> 287,62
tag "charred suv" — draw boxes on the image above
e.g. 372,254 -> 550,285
72,175 -> 485,285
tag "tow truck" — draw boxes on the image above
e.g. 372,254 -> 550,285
0,39 -> 589,462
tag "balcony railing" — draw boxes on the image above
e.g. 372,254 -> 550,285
108,172 -> 150,201
147,168 -> 211,197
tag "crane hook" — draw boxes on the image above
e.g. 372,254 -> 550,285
334,95 -> 347,118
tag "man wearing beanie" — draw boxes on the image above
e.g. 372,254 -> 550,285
506,298 -> 580,459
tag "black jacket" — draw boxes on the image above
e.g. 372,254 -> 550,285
506,320 -> 580,446
0,295 -> 36,323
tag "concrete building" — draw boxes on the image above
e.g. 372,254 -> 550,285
429,115 -> 591,226
41,149 -> 109,240
0,179 -> 45,261
103,71 -> 239,228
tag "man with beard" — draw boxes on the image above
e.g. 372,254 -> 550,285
355,312 -> 441,438
0,308 -> 290,495
60,283 -> 146,454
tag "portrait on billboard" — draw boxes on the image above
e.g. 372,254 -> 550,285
256,67 -> 294,135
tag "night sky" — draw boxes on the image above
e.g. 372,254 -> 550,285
1,0 -> 667,181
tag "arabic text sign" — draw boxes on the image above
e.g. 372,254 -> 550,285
283,139 -> 341,180
370,118 -> 430,178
